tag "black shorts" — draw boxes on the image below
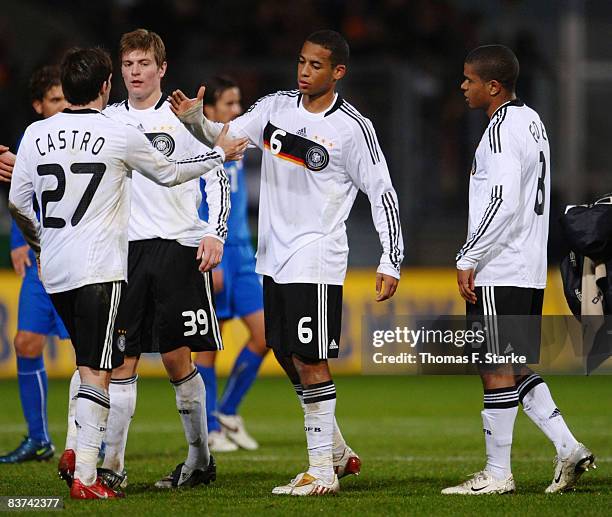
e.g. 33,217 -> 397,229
114,239 -> 223,357
263,276 -> 342,360
50,281 -> 125,371
466,286 -> 544,365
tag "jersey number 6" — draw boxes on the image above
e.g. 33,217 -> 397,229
270,129 -> 286,155
37,162 -> 106,228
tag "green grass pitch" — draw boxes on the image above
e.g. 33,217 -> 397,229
0,375 -> 610,515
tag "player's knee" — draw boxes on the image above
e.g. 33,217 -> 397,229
112,355 -> 139,378
14,331 -> 45,357
292,354 -> 331,385
246,338 -> 268,357
161,347 -> 193,380
195,350 -> 216,367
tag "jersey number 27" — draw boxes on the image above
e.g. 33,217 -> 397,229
37,162 -> 106,228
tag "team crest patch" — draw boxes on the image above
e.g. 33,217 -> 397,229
117,334 -> 126,352
305,144 -> 329,171
146,132 -> 175,157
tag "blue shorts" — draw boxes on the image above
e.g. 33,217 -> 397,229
215,243 -> 264,321
18,264 -> 70,339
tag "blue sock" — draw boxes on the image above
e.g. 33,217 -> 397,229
17,355 -> 50,444
196,364 -> 221,433
218,346 -> 264,416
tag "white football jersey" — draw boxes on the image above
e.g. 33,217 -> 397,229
9,108 -> 225,293
220,90 -> 403,285
456,99 -> 550,288
104,96 -> 230,246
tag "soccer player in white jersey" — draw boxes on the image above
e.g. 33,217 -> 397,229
444,45 -> 595,495
170,30 -> 403,495
55,29 -> 246,492
8,47 -> 238,499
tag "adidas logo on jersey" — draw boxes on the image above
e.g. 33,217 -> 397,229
297,127 -> 307,137
504,343 -> 514,354
328,339 -> 338,350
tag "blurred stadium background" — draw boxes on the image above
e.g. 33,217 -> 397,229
0,0 -> 611,377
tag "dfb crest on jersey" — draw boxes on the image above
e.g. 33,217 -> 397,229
116,334 -> 126,352
305,144 -> 329,171
146,132 -> 175,157
470,156 -> 477,175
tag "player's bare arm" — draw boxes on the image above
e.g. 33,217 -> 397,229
10,244 -> 32,278
456,267 -> 477,304
0,146 -> 16,182
197,235 -> 224,272
8,202 -> 41,257
376,273 -> 399,302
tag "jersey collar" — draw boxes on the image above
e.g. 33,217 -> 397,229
297,92 -> 342,119
63,108 -> 101,114
491,98 -> 524,118
125,93 -> 167,111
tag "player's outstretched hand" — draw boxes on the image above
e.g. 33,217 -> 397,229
376,273 -> 399,302
0,146 -> 16,183
214,124 -> 249,162
197,235 -> 224,272
10,244 -> 31,278
168,86 -> 205,121
457,268 -> 477,304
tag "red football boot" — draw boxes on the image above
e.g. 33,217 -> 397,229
58,449 -> 76,488
70,477 -> 124,499
334,446 -> 362,479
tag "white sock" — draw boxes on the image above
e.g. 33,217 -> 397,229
302,381 -> 336,483
518,374 -> 579,459
332,417 -> 348,462
74,384 -> 110,486
482,387 -> 518,481
102,375 -> 137,473
294,383 -> 346,462
65,369 -> 81,451
172,369 -> 210,471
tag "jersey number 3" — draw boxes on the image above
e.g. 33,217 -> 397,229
37,162 -> 106,228
533,151 -> 546,216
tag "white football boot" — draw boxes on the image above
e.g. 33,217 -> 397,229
217,413 -> 259,450
272,472 -> 340,496
208,430 -> 238,452
545,443 -> 596,493
441,470 -> 515,495
333,446 -> 361,479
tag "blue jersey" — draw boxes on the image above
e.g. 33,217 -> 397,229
199,159 -> 251,245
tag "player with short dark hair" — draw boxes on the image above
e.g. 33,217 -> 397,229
170,29 -> 403,495
0,65 -> 68,465
9,46 -> 240,499
443,44 -> 594,495
61,50 -> 113,105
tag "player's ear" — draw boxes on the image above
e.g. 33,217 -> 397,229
159,61 -> 167,79
101,74 -> 112,96
32,100 -> 43,115
332,64 -> 346,81
487,79 -> 502,97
